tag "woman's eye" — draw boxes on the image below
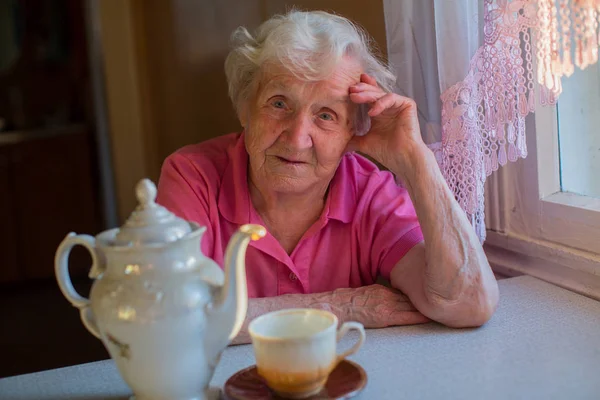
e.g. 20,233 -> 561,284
272,100 -> 286,109
319,112 -> 334,121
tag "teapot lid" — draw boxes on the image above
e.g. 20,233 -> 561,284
114,179 -> 192,246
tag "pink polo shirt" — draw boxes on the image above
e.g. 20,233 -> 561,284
156,132 -> 423,298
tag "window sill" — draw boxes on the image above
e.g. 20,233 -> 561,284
484,230 -> 600,301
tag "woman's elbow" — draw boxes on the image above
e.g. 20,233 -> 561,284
429,280 -> 499,328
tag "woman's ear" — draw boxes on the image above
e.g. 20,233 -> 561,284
354,103 -> 371,136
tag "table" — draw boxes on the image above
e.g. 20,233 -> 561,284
1,276 -> 600,400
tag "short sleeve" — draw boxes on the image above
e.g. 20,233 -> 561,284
156,153 -> 215,257
359,171 -> 424,281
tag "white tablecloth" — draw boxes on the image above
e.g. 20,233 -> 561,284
1,276 -> 600,400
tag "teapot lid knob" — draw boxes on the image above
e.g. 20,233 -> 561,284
114,178 -> 192,246
136,179 -> 157,206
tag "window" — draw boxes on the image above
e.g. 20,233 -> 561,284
557,62 -> 600,199
484,64 -> 600,301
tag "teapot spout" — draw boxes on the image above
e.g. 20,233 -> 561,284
209,224 -> 266,342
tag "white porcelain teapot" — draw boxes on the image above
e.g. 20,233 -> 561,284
55,178 -> 265,400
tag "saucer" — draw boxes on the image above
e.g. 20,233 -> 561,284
222,360 -> 367,400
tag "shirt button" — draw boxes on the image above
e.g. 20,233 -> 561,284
289,273 -> 298,282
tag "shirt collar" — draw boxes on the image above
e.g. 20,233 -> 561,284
218,132 -> 356,224
324,154 -> 356,223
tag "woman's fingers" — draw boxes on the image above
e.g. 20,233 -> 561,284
349,82 -> 380,93
361,73 -> 379,87
350,76 -> 407,118
350,89 -> 408,118
368,93 -> 397,116
349,89 -> 386,104
367,94 -> 417,117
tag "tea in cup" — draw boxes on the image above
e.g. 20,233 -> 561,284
248,308 -> 366,399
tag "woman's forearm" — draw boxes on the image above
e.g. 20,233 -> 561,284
230,292 -> 331,345
230,284 -> 429,345
391,144 -> 499,326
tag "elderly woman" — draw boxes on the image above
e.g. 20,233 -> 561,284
157,10 -> 498,343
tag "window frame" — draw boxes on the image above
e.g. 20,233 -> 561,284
484,80 -> 600,301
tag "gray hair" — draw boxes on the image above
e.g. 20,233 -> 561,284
224,10 -> 397,135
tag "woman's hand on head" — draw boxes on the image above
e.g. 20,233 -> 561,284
347,74 -> 427,175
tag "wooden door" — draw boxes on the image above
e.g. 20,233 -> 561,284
0,146 -> 19,283
13,131 -> 100,280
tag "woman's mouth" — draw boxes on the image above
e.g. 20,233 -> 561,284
276,156 -> 305,165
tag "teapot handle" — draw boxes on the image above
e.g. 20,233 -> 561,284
54,233 -> 102,338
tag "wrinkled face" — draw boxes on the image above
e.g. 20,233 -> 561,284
241,58 -> 362,195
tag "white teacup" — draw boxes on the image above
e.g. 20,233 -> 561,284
248,308 -> 366,399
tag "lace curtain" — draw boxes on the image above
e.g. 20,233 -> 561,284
383,0 -> 600,242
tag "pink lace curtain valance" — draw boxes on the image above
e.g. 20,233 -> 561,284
384,0 -> 600,242
537,0 -> 600,94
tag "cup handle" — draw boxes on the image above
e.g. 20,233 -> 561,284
54,233 -> 102,338
335,322 -> 366,362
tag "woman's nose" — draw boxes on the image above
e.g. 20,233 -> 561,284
283,113 -> 313,149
